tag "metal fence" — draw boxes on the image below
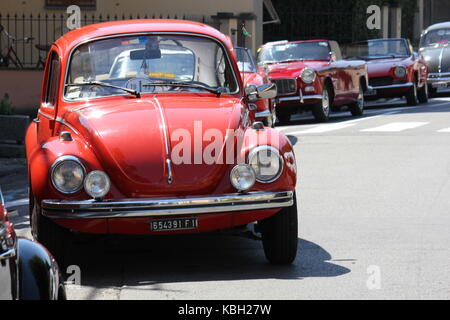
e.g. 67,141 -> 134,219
0,13 -> 219,70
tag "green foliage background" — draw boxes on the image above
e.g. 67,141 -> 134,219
264,0 -> 418,44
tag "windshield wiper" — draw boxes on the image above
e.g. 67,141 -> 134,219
143,81 -> 225,97
65,81 -> 141,98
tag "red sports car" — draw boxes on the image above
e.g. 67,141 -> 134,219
25,20 -> 299,266
234,46 -> 276,127
346,38 -> 429,105
257,40 -> 368,123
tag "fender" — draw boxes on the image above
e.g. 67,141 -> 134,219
17,238 -> 66,300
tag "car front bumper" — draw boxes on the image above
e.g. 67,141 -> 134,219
41,191 -> 294,219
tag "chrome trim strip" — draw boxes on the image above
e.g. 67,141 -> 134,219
427,77 -> 450,83
41,191 -> 294,219
255,110 -> 271,119
369,82 -> 413,90
438,47 -> 444,74
429,72 -> 450,77
37,110 -> 80,135
153,96 -> 173,185
277,94 -> 321,103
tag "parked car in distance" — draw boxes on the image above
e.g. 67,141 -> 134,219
257,40 -> 368,123
346,38 -> 429,105
419,22 -> 450,95
234,46 -> 277,127
0,187 -> 66,300
26,20 -> 299,266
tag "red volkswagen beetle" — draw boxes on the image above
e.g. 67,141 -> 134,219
25,20 -> 298,265
346,38 -> 429,105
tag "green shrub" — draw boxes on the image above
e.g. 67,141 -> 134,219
0,93 -> 14,115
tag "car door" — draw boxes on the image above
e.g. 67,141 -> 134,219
37,49 -> 61,143
328,41 -> 351,104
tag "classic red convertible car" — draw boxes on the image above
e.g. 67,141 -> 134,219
257,40 -> 368,123
346,38 -> 429,105
26,20 -> 299,265
235,46 -> 276,127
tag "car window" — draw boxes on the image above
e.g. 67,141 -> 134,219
258,41 -> 331,64
45,51 -> 60,107
235,47 -> 257,73
65,35 -> 238,100
420,28 -> 450,47
346,39 -> 410,60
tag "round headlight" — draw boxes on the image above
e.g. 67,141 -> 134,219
394,66 -> 406,78
248,146 -> 283,183
301,68 -> 316,84
230,165 -> 256,191
51,156 -> 85,194
84,171 -> 111,199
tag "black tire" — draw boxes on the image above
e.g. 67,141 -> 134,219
259,194 -> 298,265
31,197 -> 70,268
418,82 -> 429,104
349,84 -> 364,116
277,113 -> 291,125
405,80 -> 419,106
312,85 -> 331,122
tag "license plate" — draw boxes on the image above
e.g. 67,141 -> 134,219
432,82 -> 448,89
150,217 -> 198,232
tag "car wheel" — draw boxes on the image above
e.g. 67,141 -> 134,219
349,84 -> 364,116
31,197 -> 69,267
418,82 -> 429,103
259,193 -> 298,265
406,80 -> 419,106
312,85 -> 331,122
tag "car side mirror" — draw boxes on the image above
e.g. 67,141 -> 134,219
245,83 -> 277,102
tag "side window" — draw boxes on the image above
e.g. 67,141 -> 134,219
45,51 -> 60,107
330,41 -> 343,60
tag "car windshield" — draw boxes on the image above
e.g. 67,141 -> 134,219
65,34 -> 238,100
420,28 -> 450,48
346,39 -> 410,59
257,41 -> 330,64
235,47 -> 257,73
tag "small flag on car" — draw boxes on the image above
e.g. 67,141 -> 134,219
242,25 -> 251,37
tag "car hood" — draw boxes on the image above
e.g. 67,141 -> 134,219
421,45 -> 450,73
366,58 -> 408,76
67,95 -> 243,197
266,61 -> 328,78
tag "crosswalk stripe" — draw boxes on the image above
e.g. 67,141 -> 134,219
437,128 -> 450,133
289,123 -> 356,134
361,122 -> 429,132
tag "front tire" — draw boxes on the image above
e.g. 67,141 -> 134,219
406,80 -> 419,106
418,82 -> 429,103
259,193 -> 298,265
312,85 -> 331,122
31,197 -> 70,267
349,84 -> 364,116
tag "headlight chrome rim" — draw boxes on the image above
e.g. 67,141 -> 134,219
230,164 -> 256,192
248,145 -> 284,183
50,155 -> 86,194
394,66 -> 407,78
84,170 -> 111,199
301,68 -> 316,84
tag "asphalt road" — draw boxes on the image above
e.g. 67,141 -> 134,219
2,90 -> 450,300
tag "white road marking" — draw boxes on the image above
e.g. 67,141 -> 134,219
361,122 -> 429,132
437,128 -> 450,133
289,123 -> 356,134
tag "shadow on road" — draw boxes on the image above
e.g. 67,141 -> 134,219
60,232 -> 351,290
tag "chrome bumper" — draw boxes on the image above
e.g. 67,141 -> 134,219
427,73 -> 450,87
41,191 -> 294,219
369,82 -> 413,91
276,92 -> 322,104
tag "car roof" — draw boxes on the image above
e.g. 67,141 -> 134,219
54,19 -> 230,54
424,21 -> 450,33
